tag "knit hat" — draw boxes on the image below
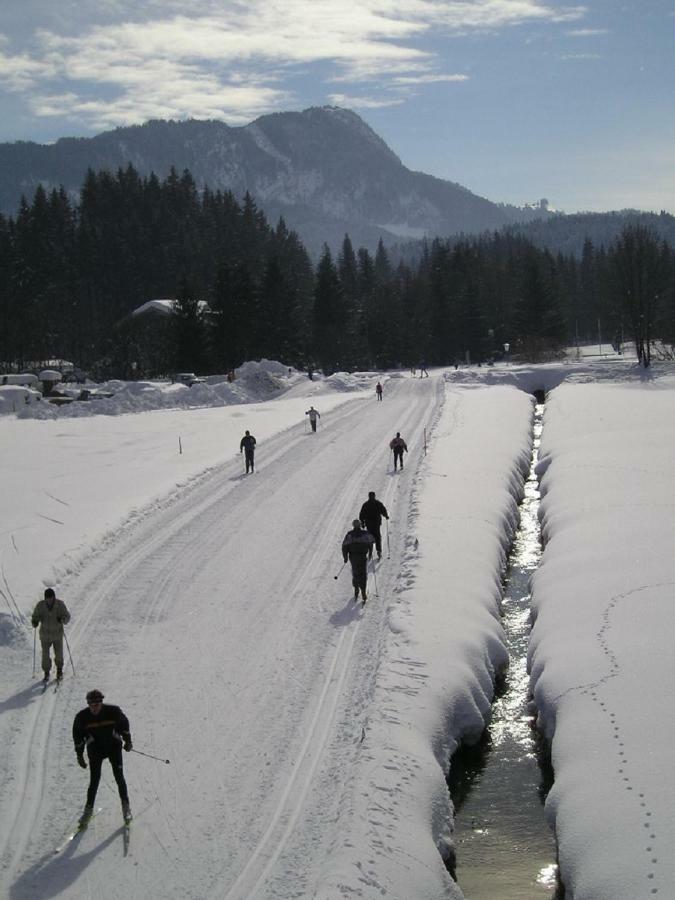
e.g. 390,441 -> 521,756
352,519 -> 361,529
86,689 -> 104,703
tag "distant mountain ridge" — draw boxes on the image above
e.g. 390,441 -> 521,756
0,106 -> 550,253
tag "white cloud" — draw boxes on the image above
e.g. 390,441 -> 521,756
566,27 -> 609,36
392,72 -> 469,83
0,1 -> 587,131
327,92 -> 407,109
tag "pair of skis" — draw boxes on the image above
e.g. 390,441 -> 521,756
40,675 -> 63,694
54,806 -> 132,856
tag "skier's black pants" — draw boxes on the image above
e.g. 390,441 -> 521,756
393,448 -> 404,469
310,419 -> 317,432
244,451 -> 254,473
86,745 -> 129,806
363,521 -> 382,555
349,556 -> 368,591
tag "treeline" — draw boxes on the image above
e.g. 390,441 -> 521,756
1,164 -> 674,376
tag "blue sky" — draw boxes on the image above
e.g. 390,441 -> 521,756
0,1 -> 673,214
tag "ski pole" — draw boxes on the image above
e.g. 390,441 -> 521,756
371,559 -> 379,597
63,627 -> 76,676
386,519 -> 391,559
333,561 -> 347,580
33,626 -> 36,677
131,748 -> 171,764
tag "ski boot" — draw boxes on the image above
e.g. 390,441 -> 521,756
42,672 -> 49,683
79,805 -> 94,827
122,801 -> 132,824
361,589 -> 367,605
56,666 -> 63,681
354,586 -> 359,601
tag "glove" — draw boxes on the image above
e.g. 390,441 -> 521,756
57,617 -> 63,624
123,738 -> 133,752
76,752 -> 87,769
32,619 -> 38,628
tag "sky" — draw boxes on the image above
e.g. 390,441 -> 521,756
0,3 -> 673,212
3,355 -> 675,899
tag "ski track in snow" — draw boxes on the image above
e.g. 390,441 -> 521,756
0,375 -> 442,900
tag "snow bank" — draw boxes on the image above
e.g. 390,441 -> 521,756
7,360 -> 381,420
529,379 -> 675,900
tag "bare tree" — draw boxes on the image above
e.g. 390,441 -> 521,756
610,226 -> 669,368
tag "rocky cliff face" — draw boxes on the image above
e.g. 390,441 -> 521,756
0,106 -> 547,253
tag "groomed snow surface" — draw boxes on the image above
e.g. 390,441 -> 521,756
1,357 -> 674,899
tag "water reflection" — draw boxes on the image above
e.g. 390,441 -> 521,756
448,406 -> 564,899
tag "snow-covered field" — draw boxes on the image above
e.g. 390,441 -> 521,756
1,357 -> 675,899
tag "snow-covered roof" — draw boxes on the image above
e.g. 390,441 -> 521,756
131,299 -> 209,317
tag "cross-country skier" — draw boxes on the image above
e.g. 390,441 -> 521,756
359,491 -> 389,560
240,430 -> 257,473
342,519 -> 375,603
31,588 -> 70,682
375,382 -> 383,401
305,406 -> 321,432
73,689 -> 133,825
389,432 -> 408,471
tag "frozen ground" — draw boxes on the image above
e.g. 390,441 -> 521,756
1,357 -> 675,899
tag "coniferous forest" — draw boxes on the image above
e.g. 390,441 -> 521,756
1,164 -> 674,377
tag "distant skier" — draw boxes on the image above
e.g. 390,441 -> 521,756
305,406 -> 321,432
375,382 -> 383,401
31,588 -> 70,682
389,432 -> 408,471
73,689 -> 133,825
240,430 -> 256,473
419,362 -> 429,377
359,491 -> 389,560
342,520 -> 375,603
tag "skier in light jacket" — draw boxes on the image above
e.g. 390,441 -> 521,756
31,588 -> 71,682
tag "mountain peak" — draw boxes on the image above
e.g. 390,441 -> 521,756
0,108 -> 546,253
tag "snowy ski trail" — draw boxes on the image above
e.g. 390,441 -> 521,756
1,375 -> 442,900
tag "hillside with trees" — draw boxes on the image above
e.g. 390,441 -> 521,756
0,166 -> 673,377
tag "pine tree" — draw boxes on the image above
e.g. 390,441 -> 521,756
313,245 -> 345,374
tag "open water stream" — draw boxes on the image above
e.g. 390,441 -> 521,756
448,403 -> 564,899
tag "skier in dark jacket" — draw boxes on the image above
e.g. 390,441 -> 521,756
359,492 -> 389,560
375,382 -> 383,401
342,520 -> 375,603
239,430 -> 256,473
31,588 -> 71,682
73,689 -> 133,824
389,432 -> 408,471
305,406 -> 321,432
